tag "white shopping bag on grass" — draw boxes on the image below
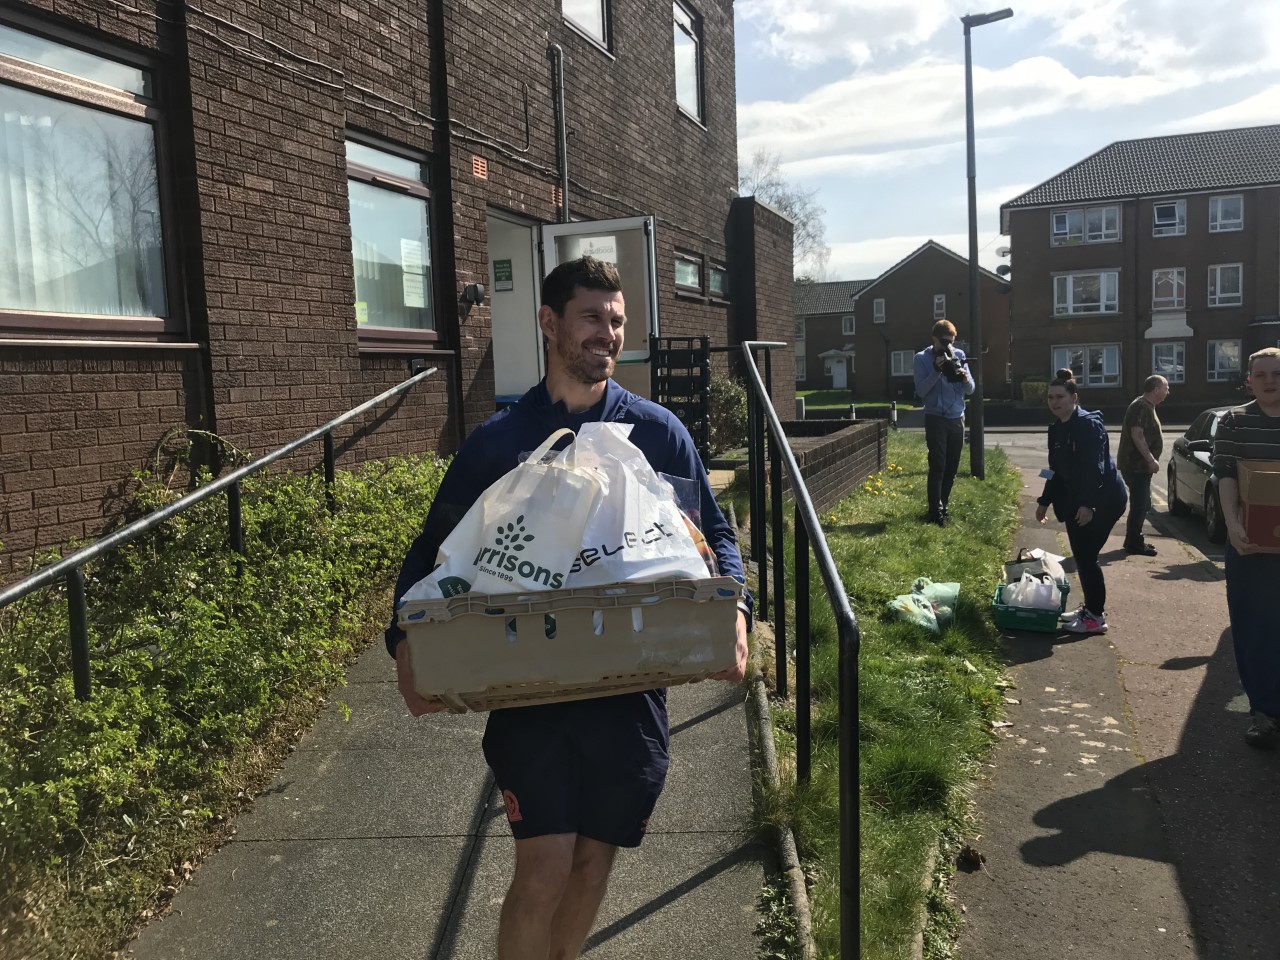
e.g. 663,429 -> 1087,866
401,427 -> 600,602
566,422 -> 712,587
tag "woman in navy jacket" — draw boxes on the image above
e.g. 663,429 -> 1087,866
1034,369 -> 1128,634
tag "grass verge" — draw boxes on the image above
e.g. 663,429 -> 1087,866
0,453 -> 446,960
756,432 -> 1021,959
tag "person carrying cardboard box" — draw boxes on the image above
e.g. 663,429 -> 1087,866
1212,346 -> 1280,748
384,256 -> 750,959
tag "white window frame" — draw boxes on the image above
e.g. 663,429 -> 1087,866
891,350 -> 913,377
1151,342 -> 1185,384
674,250 -> 703,293
1208,263 -> 1243,307
1152,199 -> 1186,237
672,1 -> 702,122
1051,205 -> 1119,246
346,138 -> 436,335
1151,267 -> 1185,311
794,316 -> 805,342
1051,343 -> 1121,387
841,314 -> 855,335
563,0 -> 609,47
933,293 -> 945,320
1209,194 -> 1243,233
873,298 -> 885,323
1208,339 -> 1241,382
1053,271 -> 1119,315
795,355 -> 806,381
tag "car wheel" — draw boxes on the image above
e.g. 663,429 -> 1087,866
1205,485 -> 1227,544
1167,463 -> 1189,516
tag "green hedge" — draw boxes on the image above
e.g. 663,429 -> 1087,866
0,453 -> 446,958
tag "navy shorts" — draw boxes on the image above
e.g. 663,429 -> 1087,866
481,690 -> 670,848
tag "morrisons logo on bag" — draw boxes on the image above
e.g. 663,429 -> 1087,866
473,516 -> 567,588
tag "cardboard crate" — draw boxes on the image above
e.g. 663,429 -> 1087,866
1237,460 -> 1280,552
398,577 -> 743,712
991,583 -> 1068,634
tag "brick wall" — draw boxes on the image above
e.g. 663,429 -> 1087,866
777,420 -> 887,515
727,197 -> 796,415
1,0 -> 779,580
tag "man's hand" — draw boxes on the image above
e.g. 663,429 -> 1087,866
1147,456 -> 1160,475
711,611 -> 749,683
934,353 -> 946,370
1035,503 -> 1049,524
395,641 -> 448,716
1074,505 -> 1094,526
1226,503 -> 1257,555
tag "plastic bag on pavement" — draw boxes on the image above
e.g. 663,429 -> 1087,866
401,427 -> 600,602
1004,547 -> 1066,587
1003,571 -> 1060,611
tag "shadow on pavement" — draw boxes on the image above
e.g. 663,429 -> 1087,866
1021,627 -> 1280,959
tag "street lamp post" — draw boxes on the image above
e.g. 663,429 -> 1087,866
962,7 -> 1013,481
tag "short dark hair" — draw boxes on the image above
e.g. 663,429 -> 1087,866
932,319 -> 956,340
1142,375 -> 1167,394
1050,367 -> 1078,396
1249,347 -> 1280,372
541,256 -> 623,316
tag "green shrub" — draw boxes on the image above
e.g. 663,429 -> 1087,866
1019,377 -> 1048,405
708,373 -> 749,455
0,451 -> 446,957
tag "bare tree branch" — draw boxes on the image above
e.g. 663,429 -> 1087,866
738,149 -> 831,280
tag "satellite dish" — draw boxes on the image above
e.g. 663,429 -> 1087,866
995,246 -> 1011,258
996,264 -> 1011,277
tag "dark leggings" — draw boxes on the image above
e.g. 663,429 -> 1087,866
1064,506 -> 1123,615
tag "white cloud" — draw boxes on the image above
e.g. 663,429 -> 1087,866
780,142 -> 960,178
827,231 -> 1006,282
738,56 -> 1181,164
736,0 -> 952,67
1163,86 -> 1280,133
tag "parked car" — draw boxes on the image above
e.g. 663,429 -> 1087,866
1167,407 -> 1231,543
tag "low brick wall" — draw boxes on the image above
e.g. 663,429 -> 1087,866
778,419 -> 887,514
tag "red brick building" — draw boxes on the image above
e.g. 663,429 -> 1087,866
1001,124 -> 1280,409
0,0 -> 793,578
794,241 -> 1009,402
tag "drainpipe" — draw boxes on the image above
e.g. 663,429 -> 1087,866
547,44 -> 570,222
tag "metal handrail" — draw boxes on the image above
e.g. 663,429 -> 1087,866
0,365 -> 439,698
740,341 -> 859,959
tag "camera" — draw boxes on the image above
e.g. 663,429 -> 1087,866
934,340 -> 967,384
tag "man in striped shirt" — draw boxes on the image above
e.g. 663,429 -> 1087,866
1212,347 -> 1280,748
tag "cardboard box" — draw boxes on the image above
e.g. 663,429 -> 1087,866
1238,460 -> 1280,552
397,577 -> 743,712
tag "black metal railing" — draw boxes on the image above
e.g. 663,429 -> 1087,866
740,341 -> 859,958
0,366 -> 439,701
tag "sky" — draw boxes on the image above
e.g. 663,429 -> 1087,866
733,0 -> 1280,281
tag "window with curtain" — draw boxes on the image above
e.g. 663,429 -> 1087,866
0,23 -> 167,321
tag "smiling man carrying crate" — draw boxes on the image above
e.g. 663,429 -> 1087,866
384,255 -> 751,960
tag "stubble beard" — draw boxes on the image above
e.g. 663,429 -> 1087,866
554,324 -> 615,386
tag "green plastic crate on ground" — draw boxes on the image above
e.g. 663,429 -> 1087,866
991,582 -> 1069,633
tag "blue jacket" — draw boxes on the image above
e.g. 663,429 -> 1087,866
913,345 -> 974,419
385,378 -> 749,655
1036,407 -> 1127,522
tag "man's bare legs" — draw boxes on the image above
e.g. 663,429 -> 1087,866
498,833 -> 618,960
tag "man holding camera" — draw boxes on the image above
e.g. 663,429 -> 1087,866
913,319 -> 975,526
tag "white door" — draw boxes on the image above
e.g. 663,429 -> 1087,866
831,360 -> 847,390
487,211 -> 543,404
540,216 -> 658,398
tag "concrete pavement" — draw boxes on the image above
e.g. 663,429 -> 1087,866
125,655 -> 765,960
126,470 -> 765,959
954,465 -> 1280,960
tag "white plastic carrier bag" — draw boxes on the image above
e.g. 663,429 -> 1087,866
1003,572 -> 1061,611
565,422 -> 711,587
401,427 -> 601,602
